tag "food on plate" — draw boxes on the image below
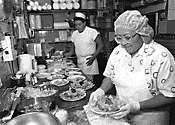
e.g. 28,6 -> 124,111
48,68 -> 65,75
71,80 -> 94,90
90,95 -> 125,114
47,74 -> 65,80
66,71 -> 82,76
59,88 -> 86,101
22,86 -> 57,98
67,75 -> 86,83
65,67 -> 81,72
50,79 -> 69,87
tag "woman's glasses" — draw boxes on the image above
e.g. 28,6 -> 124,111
115,33 -> 138,44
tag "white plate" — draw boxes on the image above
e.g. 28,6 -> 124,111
67,71 -> 82,76
65,67 -> 81,72
67,75 -> 86,82
37,73 -> 51,79
50,79 -> 69,87
47,74 -> 65,80
89,105 -> 120,115
59,88 -> 86,101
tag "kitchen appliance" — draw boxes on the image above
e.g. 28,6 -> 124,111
2,36 -> 17,62
18,54 -> 35,74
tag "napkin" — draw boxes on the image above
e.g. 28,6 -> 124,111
83,105 -> 130,125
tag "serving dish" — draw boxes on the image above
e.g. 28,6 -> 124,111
67,75 -> 86,83
5,112 -> 61,125
65,67 -> 80,72
50,79 -> 69,87
47,74 -> 65,80
59,88 -> 86,101
22,86 -> 58,98
70,80 -> 94,90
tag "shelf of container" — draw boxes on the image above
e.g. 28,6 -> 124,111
47,41 -> 72,43
33,27 -> 113,32
27,9 -> 98,14
34,28 -> 76,31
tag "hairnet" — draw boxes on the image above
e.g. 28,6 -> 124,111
114,10 -> 154,43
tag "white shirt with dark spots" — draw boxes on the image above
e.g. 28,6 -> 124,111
103,40 -> 175,97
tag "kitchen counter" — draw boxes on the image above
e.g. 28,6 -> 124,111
7,58 -> 97,124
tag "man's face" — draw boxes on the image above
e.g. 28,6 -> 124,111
74,20 -> 86,33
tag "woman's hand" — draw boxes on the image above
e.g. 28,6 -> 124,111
86,56 -> 95,66
89,88 -> 105,102
110,98 -> 140,119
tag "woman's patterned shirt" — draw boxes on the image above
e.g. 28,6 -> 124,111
103,40 -> 175,97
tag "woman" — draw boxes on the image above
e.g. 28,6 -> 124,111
89,10 -> 175,125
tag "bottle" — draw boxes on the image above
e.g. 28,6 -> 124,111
33,58 -> 38,73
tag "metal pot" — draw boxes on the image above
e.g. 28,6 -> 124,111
5,112 -> 61,125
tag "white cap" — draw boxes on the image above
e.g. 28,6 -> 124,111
74,12 -> 86,20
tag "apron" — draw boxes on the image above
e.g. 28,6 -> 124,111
77,55 -> 99,75
112,65 -> 170,125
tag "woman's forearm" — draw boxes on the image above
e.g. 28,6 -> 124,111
100,77 -> 113,93
140,94 -> 175,110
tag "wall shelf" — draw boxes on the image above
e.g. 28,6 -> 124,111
27,9 -> 98,14
47,41 -> 72,43
34,28 -> 76,31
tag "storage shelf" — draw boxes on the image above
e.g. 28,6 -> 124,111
47,41 -> 71,43
33,27 -> 113,31
34,28 -> 76,31
27,9 -> 98,14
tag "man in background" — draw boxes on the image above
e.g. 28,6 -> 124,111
65,12 -> 104,82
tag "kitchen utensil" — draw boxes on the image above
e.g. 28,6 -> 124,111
5,112 -> 61,125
